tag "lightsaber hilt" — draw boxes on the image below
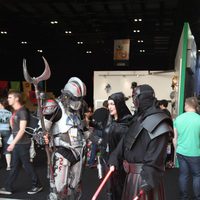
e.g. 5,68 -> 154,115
133,190 -> 144,200
97,154 -> 103,179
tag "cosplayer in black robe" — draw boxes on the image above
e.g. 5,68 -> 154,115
101,92 -> 132,200
108,85 -> 173,200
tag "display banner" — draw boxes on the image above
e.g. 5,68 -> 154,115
113,39 -> 130,66
29,91 -> 37,104
22,81 -> 32,98
10,81 -> 20,91
0,81 -> 8,96
0,81 -> 8,89
38,81 -> 44,91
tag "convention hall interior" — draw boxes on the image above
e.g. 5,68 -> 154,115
0,1 -> 200,199
0,0 -> 200,106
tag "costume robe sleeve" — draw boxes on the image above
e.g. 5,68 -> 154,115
140,132 -> 169,188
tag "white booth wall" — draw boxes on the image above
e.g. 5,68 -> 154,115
93,71 -> 175,112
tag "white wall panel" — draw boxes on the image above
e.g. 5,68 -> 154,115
94,71 -> 175,112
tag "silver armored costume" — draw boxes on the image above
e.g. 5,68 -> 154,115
37,77 -> 87,200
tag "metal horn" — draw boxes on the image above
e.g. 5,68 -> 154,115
23,56 -> 51,85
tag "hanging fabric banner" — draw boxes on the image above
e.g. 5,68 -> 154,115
38,81 -> 45,91
29,91 -> 37,104
22,81 -> 32,99
113,39 -> 130,66
0,81 -> 9,96
10,81 -> 21,91
0,81 -> 8,89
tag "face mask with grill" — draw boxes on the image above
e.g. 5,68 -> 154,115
61,93 -> 82,111
69,99 -> 82,111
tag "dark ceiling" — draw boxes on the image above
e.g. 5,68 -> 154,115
0,0 -> 200,101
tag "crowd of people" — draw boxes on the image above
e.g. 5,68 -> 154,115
0,76 -> 199,200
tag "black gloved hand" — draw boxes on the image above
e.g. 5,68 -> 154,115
140,179 -> 153,193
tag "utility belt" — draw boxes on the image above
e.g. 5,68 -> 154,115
123,160 -> 143,174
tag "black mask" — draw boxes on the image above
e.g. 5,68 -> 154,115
132,84 -> 155,113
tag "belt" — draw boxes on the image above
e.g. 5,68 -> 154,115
123,160 -> 143,174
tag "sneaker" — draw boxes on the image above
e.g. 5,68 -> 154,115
27,186 -> 43,194
0,187 -> 12,195
6,167 -> 11,171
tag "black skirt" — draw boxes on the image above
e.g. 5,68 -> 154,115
122,170 -> 165,200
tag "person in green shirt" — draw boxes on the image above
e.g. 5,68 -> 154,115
173,96 -> 200,200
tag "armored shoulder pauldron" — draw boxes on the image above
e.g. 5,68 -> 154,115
142,112 -> 173,139
125,112 -> 172,150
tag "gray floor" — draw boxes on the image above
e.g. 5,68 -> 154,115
0,148 -> 180,200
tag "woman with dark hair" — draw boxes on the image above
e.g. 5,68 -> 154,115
101,92 -> 132,200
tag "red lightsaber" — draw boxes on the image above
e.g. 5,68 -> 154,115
91,166 -> 115,200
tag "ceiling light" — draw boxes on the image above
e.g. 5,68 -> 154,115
77,41 -> 83,44
37,50 -> 43,53
50,21 -> 58,24
133,18 -> 142,22
21,41 -> 27,44
0,31 -> 7,34
86,51 -> 92,54
133,30 -> 140,33
65,30 -> 72,34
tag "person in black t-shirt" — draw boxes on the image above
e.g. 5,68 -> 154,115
0,90 -> 43,195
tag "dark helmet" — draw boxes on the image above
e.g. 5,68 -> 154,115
61,77 -> 86,111
132,84 -> 155,111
